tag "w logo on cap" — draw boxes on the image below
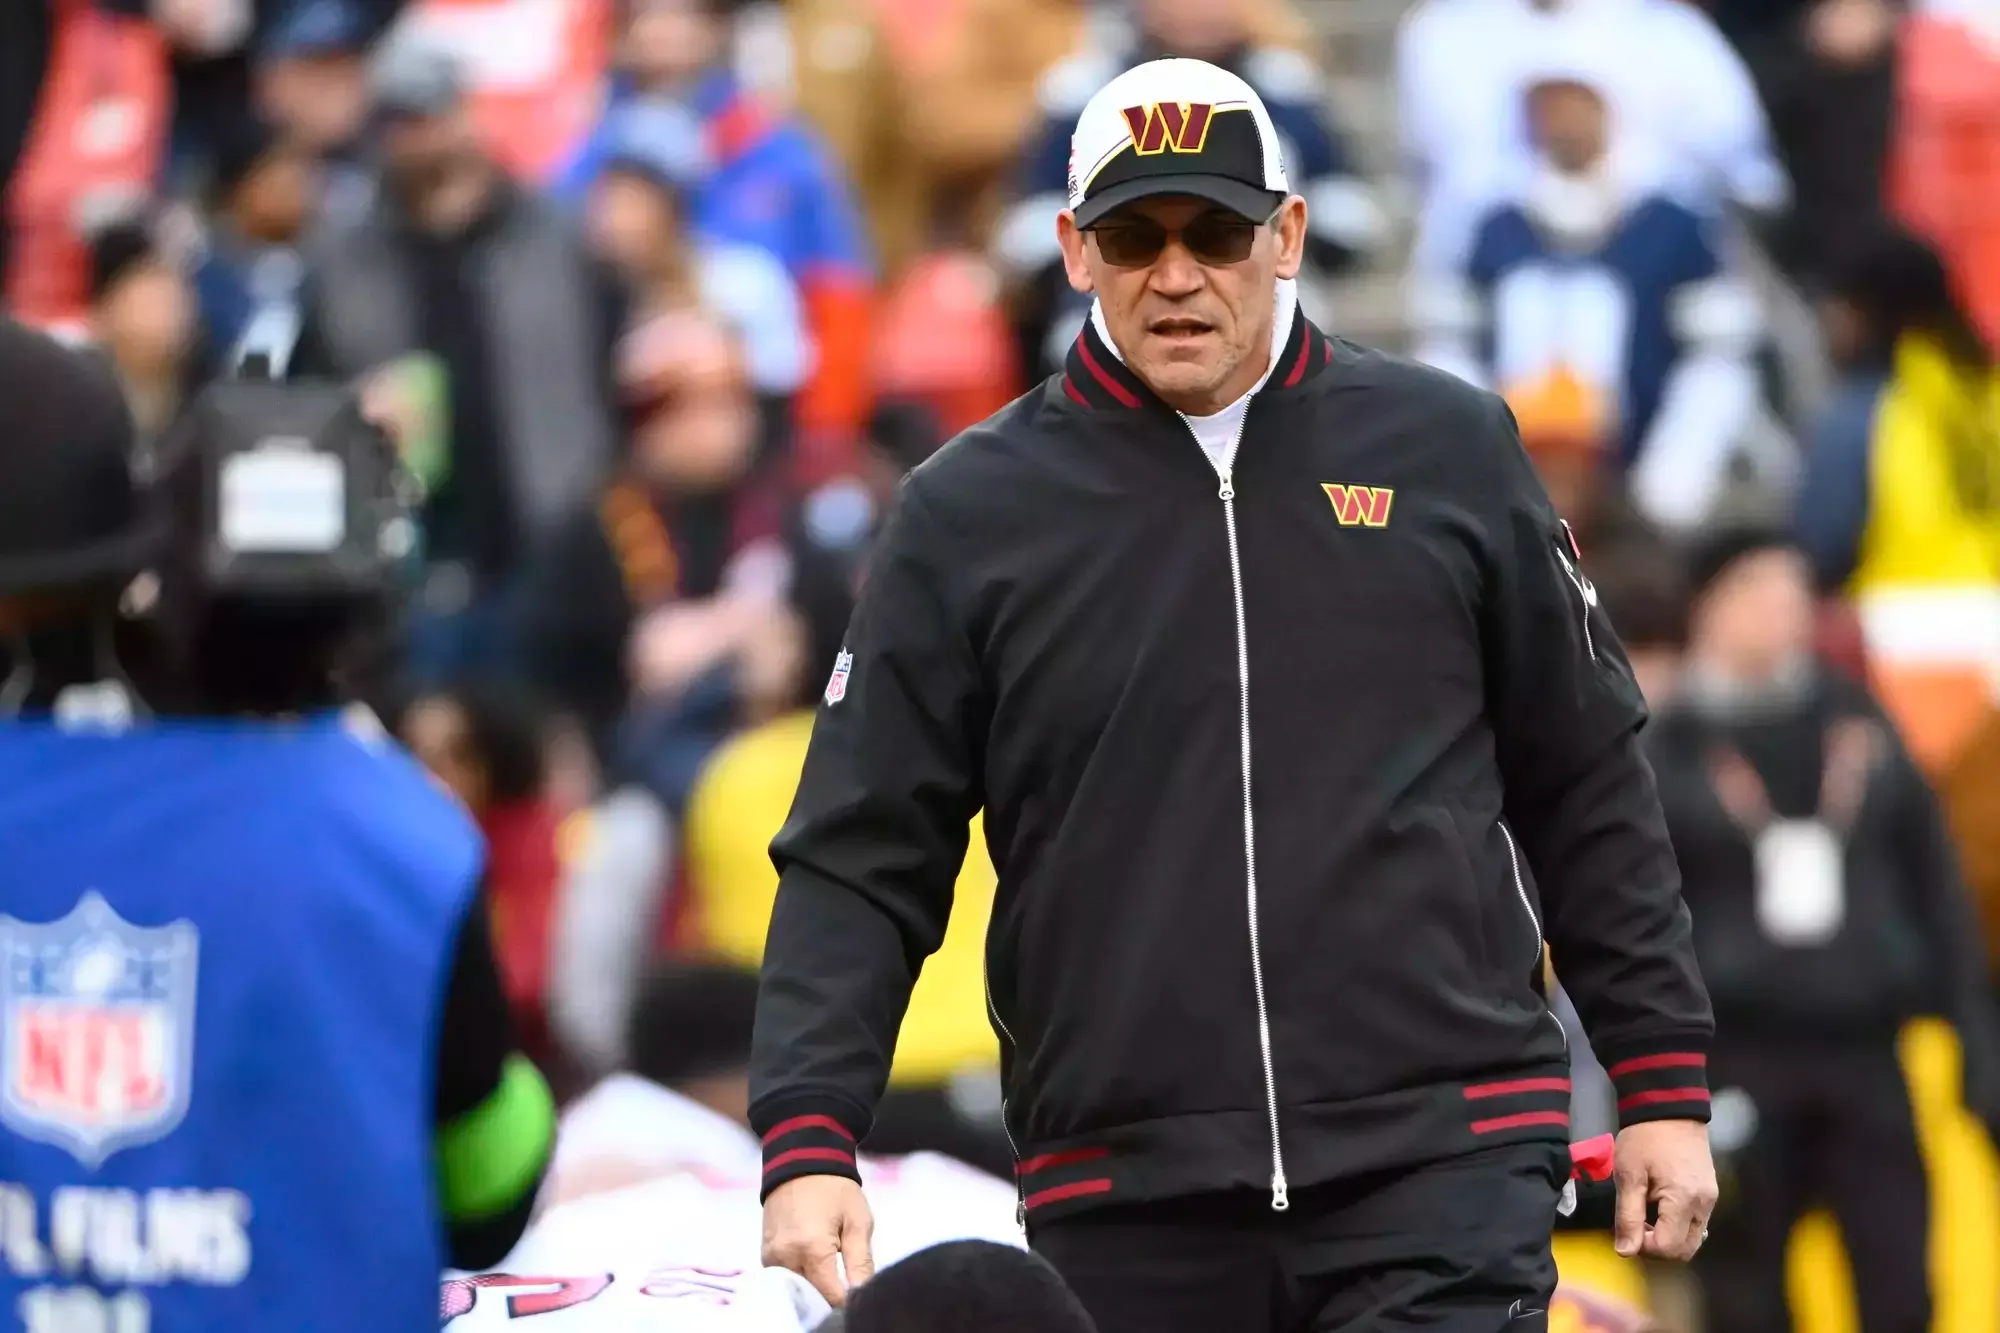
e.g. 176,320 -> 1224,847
1120,102 -> 1214,155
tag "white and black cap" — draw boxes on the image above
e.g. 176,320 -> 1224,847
1067,58 -> 1291,228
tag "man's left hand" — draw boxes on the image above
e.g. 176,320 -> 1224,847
1612,1119 -> 1718,1260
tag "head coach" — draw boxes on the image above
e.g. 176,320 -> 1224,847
752,57 -> 1717,1332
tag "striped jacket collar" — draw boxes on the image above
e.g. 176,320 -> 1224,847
1060,300 -> 1333,412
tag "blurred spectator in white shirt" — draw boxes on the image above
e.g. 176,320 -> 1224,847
1409,43 -> 1765,536
1399,0 -> 1786,272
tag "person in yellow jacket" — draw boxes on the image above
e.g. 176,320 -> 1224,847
683,708 -> 1012,1177
1794,224 -> 2000,777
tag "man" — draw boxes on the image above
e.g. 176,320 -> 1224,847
753,57 -> 1716,1331
1410,48 -> 1765,536
0,317 -> 554,1328
1645,525 -> 1998,1333
996,0 -> 1382,377
1397,0 -> 1784,272
517,313 -> 839,808
302,38 -> 625,686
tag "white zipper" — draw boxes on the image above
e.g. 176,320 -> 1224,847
1497,819 -> 1568,1053
984,974 -> 1028,1228
1207,427 -> 1290,1213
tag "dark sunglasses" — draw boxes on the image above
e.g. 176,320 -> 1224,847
1084,208 -> 1275,268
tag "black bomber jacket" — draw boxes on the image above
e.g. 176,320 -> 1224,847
748,307 -> 1713,1223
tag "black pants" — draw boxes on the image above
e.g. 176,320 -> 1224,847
1030,1142 -> 1565,1333
1698,1038 -> 1929,1333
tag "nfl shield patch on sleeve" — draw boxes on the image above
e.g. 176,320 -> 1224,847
1,892 -> 200,1168
824,649 -> 854,705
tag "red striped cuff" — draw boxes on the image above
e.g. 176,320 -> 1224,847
1602,1040 -> 1711,1127
1461,1073 -> 1573,1137
1016,1145 -> 1114,1213
752,1102 -> 864,1201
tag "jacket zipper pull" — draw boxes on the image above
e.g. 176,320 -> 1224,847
1217,468 -> 1234,502
1271,1171 -> 1289,1212
1016,1200 -> 1027,1230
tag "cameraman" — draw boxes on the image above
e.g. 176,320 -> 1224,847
0,318 -> 553,1332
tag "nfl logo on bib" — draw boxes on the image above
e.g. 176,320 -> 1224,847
825,649 -> 854,705
1,892 -> 200,1168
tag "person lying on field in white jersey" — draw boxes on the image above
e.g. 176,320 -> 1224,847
439,963 -> 1023,1330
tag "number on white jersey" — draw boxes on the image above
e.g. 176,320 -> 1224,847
441,1266 -> 828,1331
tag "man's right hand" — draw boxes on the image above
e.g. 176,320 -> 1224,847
762,1175 -> 876,1307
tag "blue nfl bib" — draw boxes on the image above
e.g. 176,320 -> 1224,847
0,718 -> 482,1333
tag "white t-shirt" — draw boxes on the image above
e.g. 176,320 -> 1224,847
1087,279 -> 1300,477
1398,0 -> 1784,269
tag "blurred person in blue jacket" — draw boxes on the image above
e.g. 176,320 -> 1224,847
992,0 -> 1386,377
553,0 -> 876,487
581,100 -> 813,413
0,316 -> 553,1332
190,117 -> 321,376
1409,46 -> 1765,537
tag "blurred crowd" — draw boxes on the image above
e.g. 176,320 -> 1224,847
9,0 -> 2000,1328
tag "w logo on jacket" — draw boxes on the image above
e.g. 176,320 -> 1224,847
1323,483 -> 1393,527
